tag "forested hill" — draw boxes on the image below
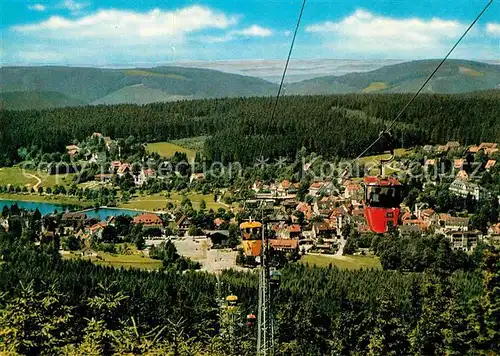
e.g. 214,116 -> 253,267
0,91 -> 85,110
0,66 -> 277,109
1,91 -> 499,166
1,59 -> 498,110
284,59 -> 500,95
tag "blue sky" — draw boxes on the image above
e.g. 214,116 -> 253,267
1,0 -> 499,66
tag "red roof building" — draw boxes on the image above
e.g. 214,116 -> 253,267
66,145 -> 80,157
280,180 -> 291,189
401,210 -> 412,222
287,224 -> 301,233
177,215 -> 192,230
117,163 -> 131,175
421,208 -> 436,221
469,145 -> 480,153
269,239 -> 299,251
190,173 -> 205,183
363,176 -> 401,186
214,218 -> 225,228
486,160 -> 496,170
470,143 -> 499,155
89,221 -> 108,235
403,218 -> 429,231
488,223 -> 500,236
479,142 -> 497,150
143,168 -> 156,177
133,213 -> 162,227
296,202 -> 313,220
454,159 -> 465,170
344,181 -> 363,199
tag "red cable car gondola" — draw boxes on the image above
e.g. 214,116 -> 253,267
362,132 -> 403,233
363,176 -> 402,233
247,313 -> 256,327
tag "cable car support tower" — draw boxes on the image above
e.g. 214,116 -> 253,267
253,0 -> 306,353
256,216 -> 273,355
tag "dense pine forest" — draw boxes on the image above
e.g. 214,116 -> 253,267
0,225 -> 499,355
1,91 -> 499,166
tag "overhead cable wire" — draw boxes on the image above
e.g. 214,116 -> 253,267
350,0 -> 494,163
257,0 -> 307,160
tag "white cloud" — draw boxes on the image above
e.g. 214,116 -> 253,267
12,6 -> 239,42
200,34 -> 234,43
60,0 -> 89,12
306,9 -> 470,56
28,4 -> 46,12
233,25 -> 273,37
202,24 -> 273,43
486,23 -> 500,36
7,5 -> 244,65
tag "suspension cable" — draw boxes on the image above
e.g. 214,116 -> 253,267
349,0 -> 494,163
257,0 -> 307,160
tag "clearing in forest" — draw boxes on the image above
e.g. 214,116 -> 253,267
119,191 -> 227,211
459,66 -> 483,77
62,250 -> 163,270
146,142 -> 197,162
300,254 -> 382,270
0,166 -> 75,189
362,82 -> 389,93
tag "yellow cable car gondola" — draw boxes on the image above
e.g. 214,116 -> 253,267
240,221 -> 263,257
226,295 -> 238,310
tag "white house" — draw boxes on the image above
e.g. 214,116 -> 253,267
189,173 -> 205,184
444,216 -> 469,231
308,181 -> 336,196
449,179 -> 489,201
446,231 -> 482,251
0,218 -> 9,231
135,169 -> 156,186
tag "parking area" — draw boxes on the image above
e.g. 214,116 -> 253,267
147,237 -> 245,273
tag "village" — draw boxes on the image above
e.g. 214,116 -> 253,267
1,133 -> 500,271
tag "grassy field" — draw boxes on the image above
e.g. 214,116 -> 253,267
0,167 -> 38,187
63,251 -> 163,270
363,82 -> 389,93
358,148 -> 410,165
459,66 -> 483,77
358,148 -> 410,175
146,142 -> 197,162
0,193 -> 89,207
119,191 -> 227,211
0,166 -> 75,188
300,254 -> 382,270
39,172 -> 76,188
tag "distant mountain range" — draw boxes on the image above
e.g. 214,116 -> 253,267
174,59 -> 407,83
283,60 -> 500,95
1,59 -> 498,110
0,66 -> 277,110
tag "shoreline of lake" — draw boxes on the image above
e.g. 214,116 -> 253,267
0,197 -> 148,220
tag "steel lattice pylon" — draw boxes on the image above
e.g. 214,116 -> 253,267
257,219 -> 274,356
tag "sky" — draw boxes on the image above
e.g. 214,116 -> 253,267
1,0 -> 499,66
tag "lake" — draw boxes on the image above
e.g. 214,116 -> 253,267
0,199 -> 144,220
